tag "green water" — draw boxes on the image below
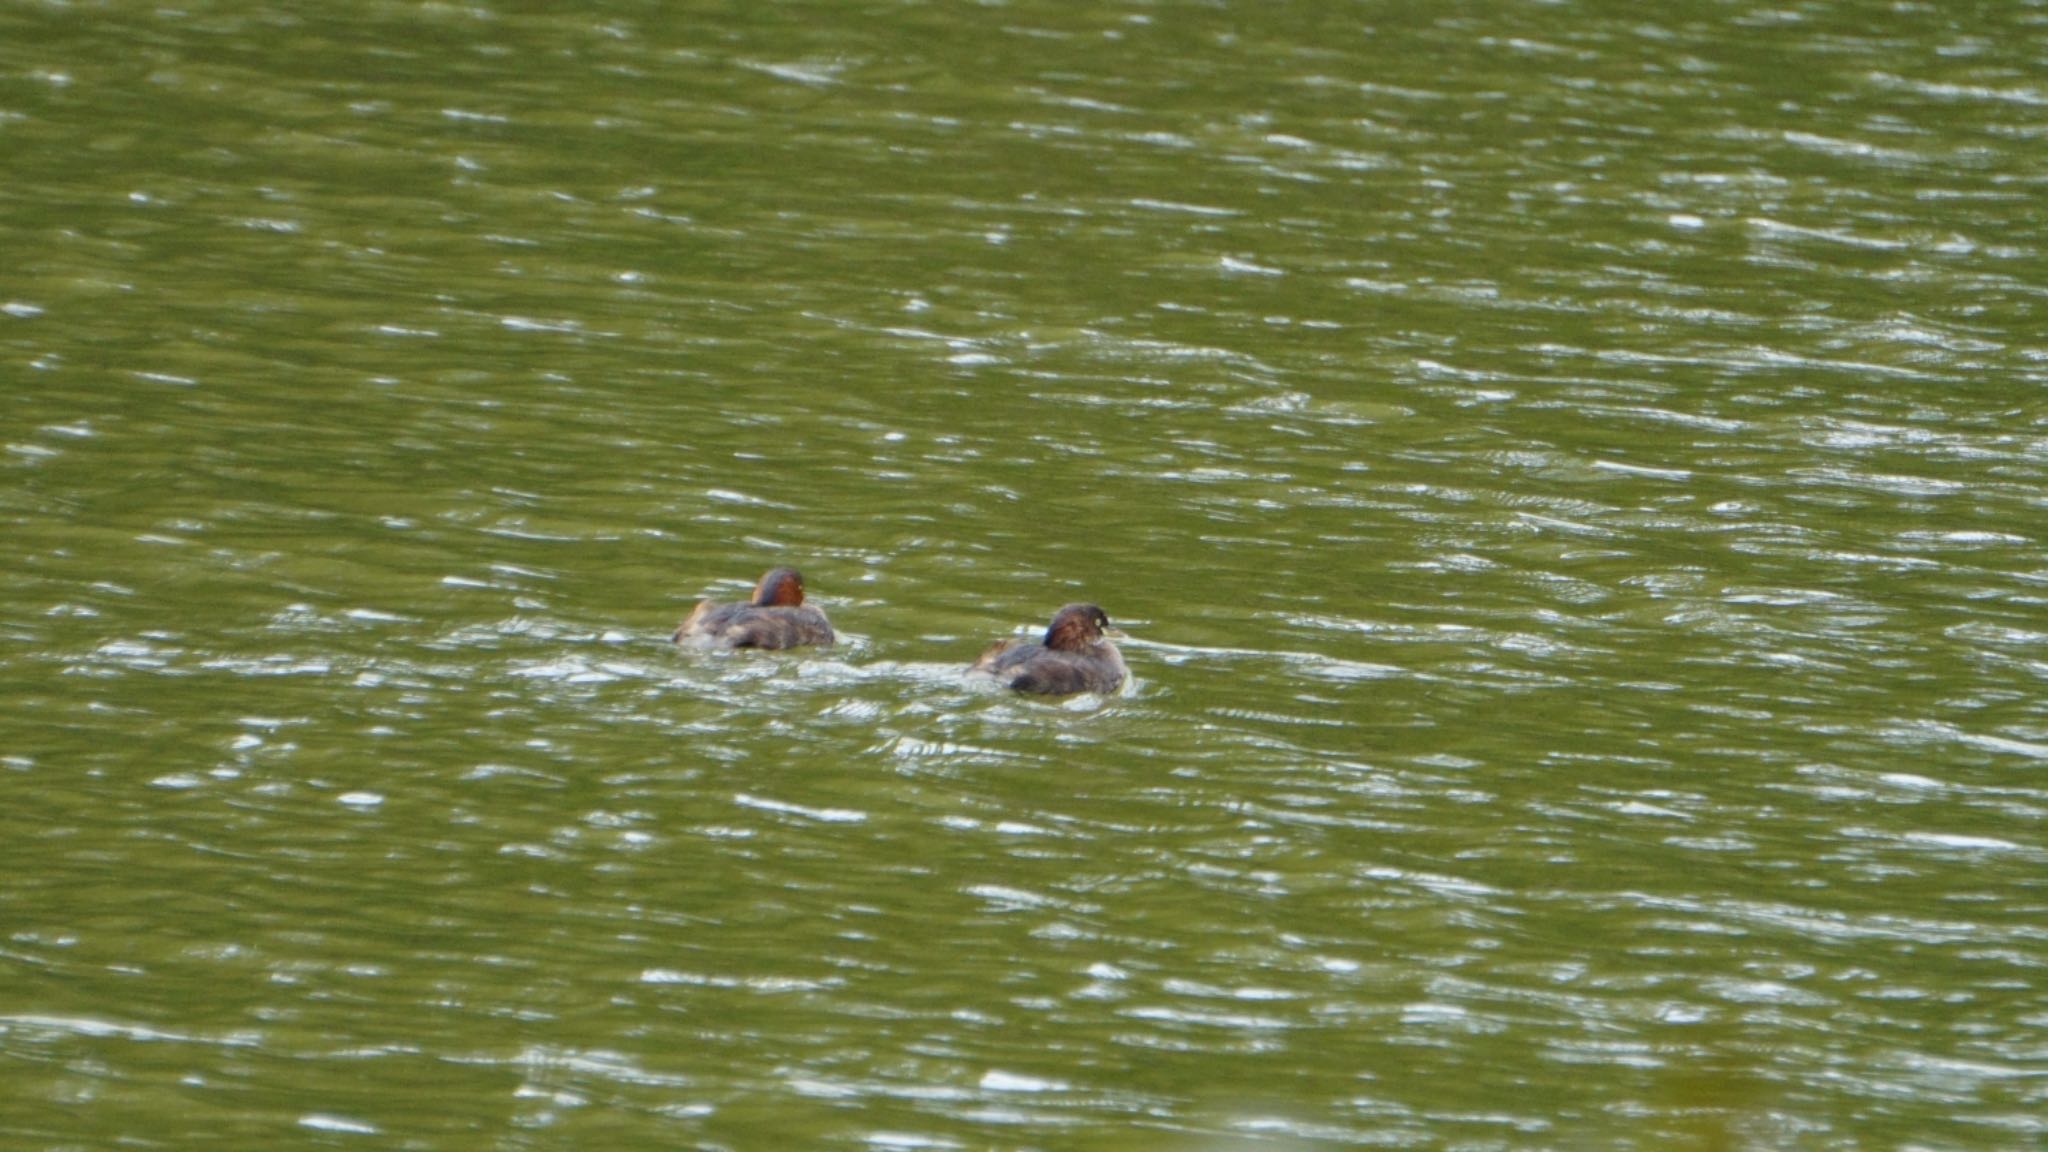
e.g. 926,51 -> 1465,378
5,1 -> 2045,1148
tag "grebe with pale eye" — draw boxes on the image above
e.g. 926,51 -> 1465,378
674,567 -> 835,650
971,603 -> 1126,695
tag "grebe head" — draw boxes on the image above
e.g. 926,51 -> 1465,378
1043,603 -> 1113,652
751,567 -> 807,607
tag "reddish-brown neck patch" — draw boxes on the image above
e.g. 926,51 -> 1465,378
752,567 -> 806,607
1043,603 -> 1109,652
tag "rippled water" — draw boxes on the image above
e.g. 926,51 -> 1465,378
5,2 -> 2046,1148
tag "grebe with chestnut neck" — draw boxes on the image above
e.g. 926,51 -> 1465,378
674,567 -> 835,650
971,603 -> 1126,695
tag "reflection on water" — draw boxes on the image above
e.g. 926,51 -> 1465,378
4,0 -> 2046,1148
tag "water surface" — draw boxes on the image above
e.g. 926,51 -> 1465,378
4,2 -> 2046,1148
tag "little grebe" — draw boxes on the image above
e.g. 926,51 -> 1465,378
971,603 -> 1126,695
674,567 -> 835,650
